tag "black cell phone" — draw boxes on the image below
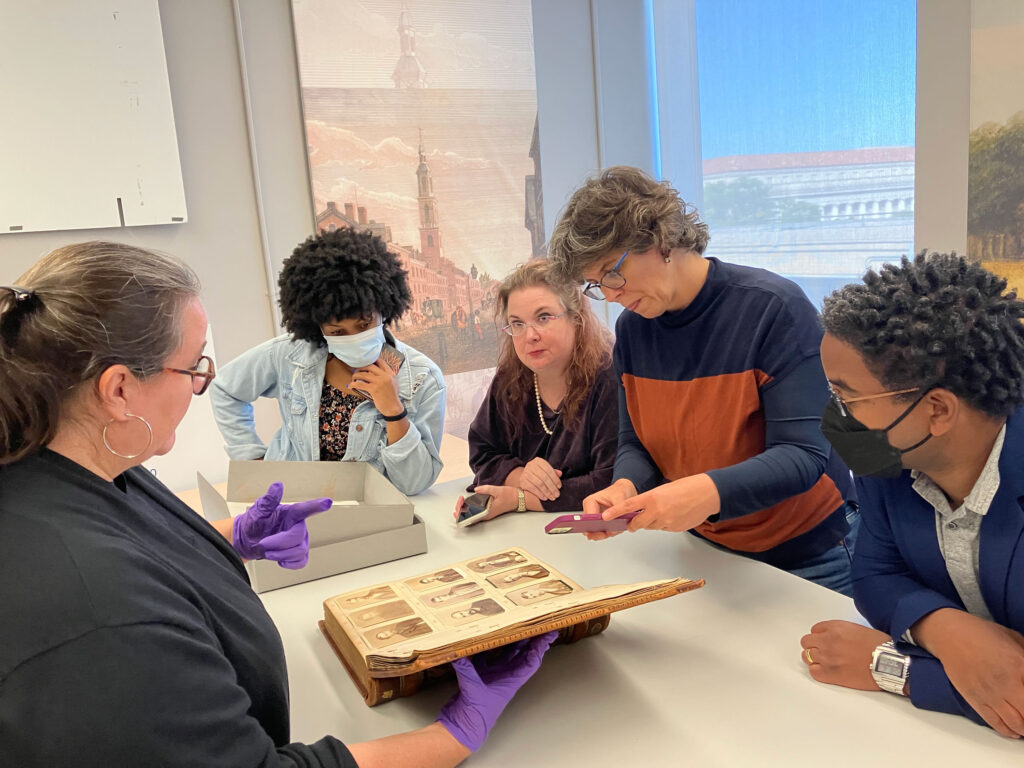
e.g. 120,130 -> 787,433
456,492 -> 494,528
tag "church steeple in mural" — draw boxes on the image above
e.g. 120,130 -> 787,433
293,0 -> 541,432
417,130 -> 442,265
392,3 -> 426,89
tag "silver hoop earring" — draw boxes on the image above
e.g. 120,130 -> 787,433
102,412 -> 154,460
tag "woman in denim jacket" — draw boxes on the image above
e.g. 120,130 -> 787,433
211,229 -> 445,496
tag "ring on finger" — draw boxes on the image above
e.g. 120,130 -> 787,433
803,648 -> 814,665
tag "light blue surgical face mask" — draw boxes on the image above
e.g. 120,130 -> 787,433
324,324 -> 384,368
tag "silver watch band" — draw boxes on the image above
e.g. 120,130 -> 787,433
870,640 -> 911,696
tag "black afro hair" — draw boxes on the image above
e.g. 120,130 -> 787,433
278,228 -> 412,345
822,251 -> 1024,418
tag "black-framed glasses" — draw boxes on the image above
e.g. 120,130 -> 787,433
502,313 -> 565,337
165,355 -> 216,395
582,251 -> 629,301
827,382 -> 920,418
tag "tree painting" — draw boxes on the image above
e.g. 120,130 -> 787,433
968,111 -> 1024,262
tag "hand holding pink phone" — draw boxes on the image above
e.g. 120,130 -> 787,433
544,511 -> 640,535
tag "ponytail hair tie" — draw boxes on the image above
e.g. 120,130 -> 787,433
1,285 -> 39,305
1,285 -> 43,345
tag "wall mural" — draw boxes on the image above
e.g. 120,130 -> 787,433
291,0 -> 542,438
969,1 -> 1024,290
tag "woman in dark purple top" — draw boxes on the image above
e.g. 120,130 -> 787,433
461,261 -> 619,519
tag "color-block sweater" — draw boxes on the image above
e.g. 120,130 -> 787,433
613,257 -> 854,568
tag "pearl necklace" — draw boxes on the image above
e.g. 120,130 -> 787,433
534,373 -> 556,436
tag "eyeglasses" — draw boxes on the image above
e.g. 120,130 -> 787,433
165,355 -> 217,395
502,313 -> 565,337
828,383 -> 920,417
582,251 -> 629,301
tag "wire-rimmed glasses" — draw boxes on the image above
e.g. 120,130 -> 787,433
502,313 -> 565,337
827,382 -> 920,417
582,251 -> 629,301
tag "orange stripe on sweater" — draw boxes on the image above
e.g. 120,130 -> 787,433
623,372 -> 842,552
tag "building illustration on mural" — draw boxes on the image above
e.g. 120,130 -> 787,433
524,117 -> 545,259
314,134 -> 492,333
416,130 -> 442,266
294,0 -> 543,433
393,3 -> 426,89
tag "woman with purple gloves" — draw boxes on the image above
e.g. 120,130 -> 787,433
0,242 -> 557,767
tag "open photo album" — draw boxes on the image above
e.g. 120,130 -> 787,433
320,547 -> 704,705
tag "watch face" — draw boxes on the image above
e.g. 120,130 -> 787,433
875,654 -> 905,677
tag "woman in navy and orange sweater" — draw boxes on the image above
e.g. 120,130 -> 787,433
549,166 -> 857,595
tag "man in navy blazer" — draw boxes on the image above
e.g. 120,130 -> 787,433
798,252 -> 1024,739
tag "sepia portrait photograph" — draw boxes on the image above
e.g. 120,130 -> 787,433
420,581 -> 485,608
486,564 -> 550,589
506,580 -> 574,607
362,616 -> 433,649
465,550 -> 528,574
337,584 -> 398,610
349,599 -> 415,628
404,567 -> 464,592
440,598 -> 506,627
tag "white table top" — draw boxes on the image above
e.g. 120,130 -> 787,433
260,476 -> 1020,766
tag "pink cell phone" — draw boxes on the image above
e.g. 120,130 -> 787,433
544,511 -> 640,534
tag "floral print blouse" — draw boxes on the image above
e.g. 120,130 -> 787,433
318,381 -> 363,460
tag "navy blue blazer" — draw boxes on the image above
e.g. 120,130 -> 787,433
852,406 -> 1024,726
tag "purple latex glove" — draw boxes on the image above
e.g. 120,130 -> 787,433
232,482 -> 332,569
437,630 -> 558,752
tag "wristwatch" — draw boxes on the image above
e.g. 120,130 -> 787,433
516,488 -> 527,513
870,640 -> 911,695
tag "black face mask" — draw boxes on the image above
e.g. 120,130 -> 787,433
821,391 -> 932,478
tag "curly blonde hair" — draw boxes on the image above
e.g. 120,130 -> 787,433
547,165 -> 709,281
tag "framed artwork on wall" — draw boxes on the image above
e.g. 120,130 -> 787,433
968,0 -> 1024,290
290,0 -> 543,438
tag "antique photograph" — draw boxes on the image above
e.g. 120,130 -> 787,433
349,599 -> 415,628
506,580 -> 574,607
486,564 -> 550,589
337,584 -> 398,609
362,617 -> 433,649
420,581 -> 486,607
465,550 -> 529,574
440,598 -> 506,627
404,567 -> 464,591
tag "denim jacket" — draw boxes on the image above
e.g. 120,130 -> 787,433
210,332 -> 445,496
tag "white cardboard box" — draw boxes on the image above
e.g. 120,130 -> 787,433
197,461 -> 427,592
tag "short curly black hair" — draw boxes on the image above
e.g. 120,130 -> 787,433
278,228 -> 412,345
822,251 -> 1024,418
